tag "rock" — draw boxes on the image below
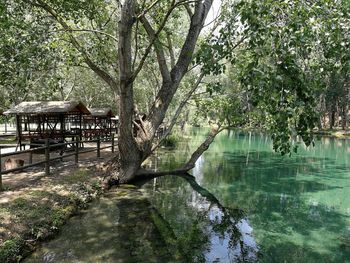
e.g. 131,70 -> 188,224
102,176 -> 119,190
4,158 -> 24,170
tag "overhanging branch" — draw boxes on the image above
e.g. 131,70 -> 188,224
151,72 -> 205,152
182,125 -> 225,171
33,0 -> 119,92
52,28 -> 118,42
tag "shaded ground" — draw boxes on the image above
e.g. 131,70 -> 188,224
0,144 -> 115,262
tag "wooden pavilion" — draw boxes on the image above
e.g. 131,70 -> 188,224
4,101 -> 90,150
83,108 -> 115,140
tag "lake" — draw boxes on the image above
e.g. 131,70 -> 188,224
26,129 -> 350,262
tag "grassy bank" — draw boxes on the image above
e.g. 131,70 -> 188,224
314,129 -> 350,139
0,136 -> 16,145
0,167 -> 105,262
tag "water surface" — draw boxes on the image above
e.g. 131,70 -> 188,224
26,129 -> 350,262
145,129 -> 350,262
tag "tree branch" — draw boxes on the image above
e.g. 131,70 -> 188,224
52,28 -> 118,42
146,0 -> 213,136
132,18 -> 140,71
132,0 -> 177,81
184,3 -> 193,18
33,0 -> 119,93
182,125 -> 225,170
136,0 -> 162,18
139,15 -> 171,82
166,31 -> 176,68
151,72 -> 205,152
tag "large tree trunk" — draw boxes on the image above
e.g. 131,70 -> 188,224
117,0 -> 213,182
118,0 -> 142,182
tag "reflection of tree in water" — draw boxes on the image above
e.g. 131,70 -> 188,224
25,188 -> 180,263
196,151 -> 350,262
146,131 -> 350,262
140,175 -> 259,262
23,175 -> 258,263
183,175 -> 259,262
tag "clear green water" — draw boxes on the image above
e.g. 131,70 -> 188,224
25,129 -> 350,262
144,129 -> 350,262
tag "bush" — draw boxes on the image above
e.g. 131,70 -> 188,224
0,239 -> 23,263
161,134 -> 179,148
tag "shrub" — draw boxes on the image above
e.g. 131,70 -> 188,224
161,134 -> 179,148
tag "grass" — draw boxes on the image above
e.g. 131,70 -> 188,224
0,137 -> 16,145
61,169 -> 90,184
6,191 -> 78,239
0,239 -> 24,263
0,168 -> 105,262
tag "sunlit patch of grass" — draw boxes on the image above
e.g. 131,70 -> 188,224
0,137 -> 16,145
60,169 -> 91,184
0,238 -> 24,263
2,191 -> 78,241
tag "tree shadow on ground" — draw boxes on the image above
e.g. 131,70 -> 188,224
25,187 -> 178,263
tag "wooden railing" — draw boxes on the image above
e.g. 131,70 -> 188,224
0,134 -> 115,191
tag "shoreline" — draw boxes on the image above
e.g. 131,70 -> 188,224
0,157 -> 113,262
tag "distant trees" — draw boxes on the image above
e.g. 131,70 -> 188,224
0,0 -> 116,108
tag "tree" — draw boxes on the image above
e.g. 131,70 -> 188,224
21,0 -> 215,182
9,0 -> 349,183
198,0 -> 349,153
0,0 -> 61,106
118,0 -> 216,181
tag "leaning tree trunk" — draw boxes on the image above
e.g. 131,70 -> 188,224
116,0 -> 213,183
118,0 -> 142,182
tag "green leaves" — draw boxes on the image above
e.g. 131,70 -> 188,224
0,0 -> 118,107
193,0 -> 350,154
0,1 -> 59,105
234,0 -> 350,154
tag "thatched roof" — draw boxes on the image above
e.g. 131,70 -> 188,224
89,108 -> 115,117
4,101 -> 90,115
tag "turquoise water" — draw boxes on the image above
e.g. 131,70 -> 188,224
144,129 -> 350,262
25,129 -> 350,262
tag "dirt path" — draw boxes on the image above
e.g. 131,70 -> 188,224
1,142 -> 113,193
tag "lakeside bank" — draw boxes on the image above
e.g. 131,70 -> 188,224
0,152 -> 113,262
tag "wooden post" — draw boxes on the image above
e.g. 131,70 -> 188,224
111,133 -> 115,153
75,136 -> 79,164
97,136 -> 101,158
45,139 -> 50,176
16,115 -> 22,150
0,151 -> 2,191
79,113 -> 82,141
